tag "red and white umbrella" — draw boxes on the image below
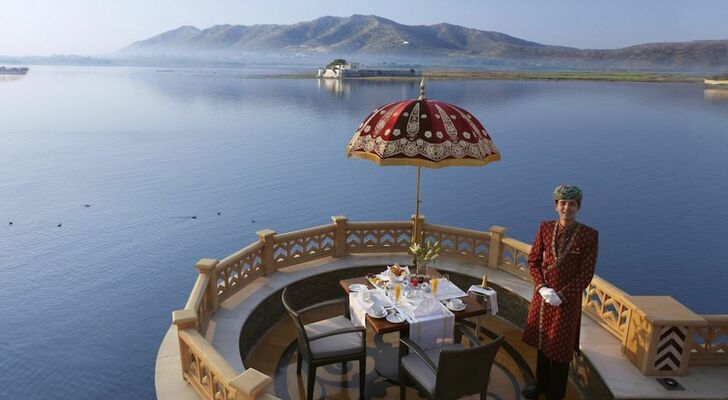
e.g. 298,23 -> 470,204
347,79 -> 500,242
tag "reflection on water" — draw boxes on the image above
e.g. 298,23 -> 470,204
318,78 -> 351,96
0,75 -> 25,82
704,87 -> 728,104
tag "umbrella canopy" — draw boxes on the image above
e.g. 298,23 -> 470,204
347,83 -> 500,168
347,80 -> 500,242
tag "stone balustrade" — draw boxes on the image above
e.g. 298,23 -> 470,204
582,275 -> 634,341
344,220 -> 413,253
215,243 -> 265,302
421,223 -> 491,263
691,315 -> 728,366
170,216 -> 727,399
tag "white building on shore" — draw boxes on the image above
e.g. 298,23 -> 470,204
317,59 -> 420,79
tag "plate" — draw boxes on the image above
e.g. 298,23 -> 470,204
386,313 -> 406,323
366,276 -> 386,288
367,310 -> 387,319
446,303 -> 466,311
348,283 -> 366,292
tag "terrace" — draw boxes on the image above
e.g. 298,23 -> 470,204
155,216 -> 728,399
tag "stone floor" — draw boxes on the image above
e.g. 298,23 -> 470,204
246,305 -> 583,400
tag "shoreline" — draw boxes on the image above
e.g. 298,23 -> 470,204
265,70 -> 706,83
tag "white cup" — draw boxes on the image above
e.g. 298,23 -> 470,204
448,298 -> 463,308
371,304 -> 384,315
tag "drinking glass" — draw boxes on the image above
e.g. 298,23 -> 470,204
431,278 -> 438,296
394,283 -> 401,304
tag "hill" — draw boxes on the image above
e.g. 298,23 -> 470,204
118,15 -> 728,71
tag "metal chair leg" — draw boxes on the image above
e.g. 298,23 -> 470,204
297,351 -> 303,375
399,367 -> 406,400
359,357 -> 366,400
307,365 -> 316,400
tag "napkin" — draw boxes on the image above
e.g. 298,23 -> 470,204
468,285 -> 499,315
413,297 -> 444,317
396,297 -> 454,350
358,288 -> 392,308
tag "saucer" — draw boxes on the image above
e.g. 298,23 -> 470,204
386,313 -> 405,323
446,302 -> 466,311
367,310 -> 387,318
348,283 -> 366,292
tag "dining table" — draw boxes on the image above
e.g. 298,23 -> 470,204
339,267 -> 492,382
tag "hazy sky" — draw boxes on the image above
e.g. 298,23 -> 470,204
1,0 -> 727,56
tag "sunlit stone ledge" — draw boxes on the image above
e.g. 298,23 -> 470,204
155,217 -> 728,400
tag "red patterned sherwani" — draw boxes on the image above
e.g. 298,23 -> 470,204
522,221 -> 599,363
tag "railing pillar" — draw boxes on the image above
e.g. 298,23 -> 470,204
172,309 -> 198,330
196,258 -> 220,313
488,226 -> 507,268
411,214 -> 426,244
331,215 -> 348,257
622,296 -> 707,375
229,368 -> 273,400
256,229 -> 277,275
172,309 -> 198,374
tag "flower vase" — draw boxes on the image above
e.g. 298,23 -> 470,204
416,260 -> 428,282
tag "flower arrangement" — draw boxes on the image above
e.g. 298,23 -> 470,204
409,240 -> 440,277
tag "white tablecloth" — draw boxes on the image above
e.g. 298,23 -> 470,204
433,278 -> 468,301
348,287 -> 454,350
348,289 -> 393,327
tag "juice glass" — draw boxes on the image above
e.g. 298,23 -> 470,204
394,283 -> 401,304
431,278 -> 438,296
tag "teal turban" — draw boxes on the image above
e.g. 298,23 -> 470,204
553,185 -> 583,204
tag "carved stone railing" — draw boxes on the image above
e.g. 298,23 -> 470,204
345,221 -> 412,253
691,315 -> 728,366
582,276 -> 635,341
168,216 -> 727,400
421,223 -> 490,263
216,243 -> 265,303
172,310 -> 272,400
271,225 -> 336,268
498,236 -> 532,281
186,273 -> 212,334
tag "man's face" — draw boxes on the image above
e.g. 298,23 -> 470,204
555,199 -> 580,221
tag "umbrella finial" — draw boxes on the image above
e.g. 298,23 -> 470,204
418,78 -> 426,101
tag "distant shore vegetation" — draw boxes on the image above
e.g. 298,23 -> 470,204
274,69 -> 704,83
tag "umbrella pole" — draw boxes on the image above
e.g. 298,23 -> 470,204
414,164 -> 421,244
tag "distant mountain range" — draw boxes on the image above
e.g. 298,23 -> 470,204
119,14 -> 727,71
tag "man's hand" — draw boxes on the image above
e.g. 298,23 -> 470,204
538,286 -> 555,299
547,292 -> 563,306
538,286 -> 563,306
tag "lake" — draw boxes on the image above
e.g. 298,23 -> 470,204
1,66 -> 726,399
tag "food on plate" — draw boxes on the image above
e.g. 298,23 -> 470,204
366,274 -> 386,288
388,264 -> 407,277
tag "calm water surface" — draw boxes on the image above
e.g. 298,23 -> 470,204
1,66 -> 727,398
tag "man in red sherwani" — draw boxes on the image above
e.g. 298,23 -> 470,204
521,185 -> 599,400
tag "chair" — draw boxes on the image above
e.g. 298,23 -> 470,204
281,286 -> 367,400
399,324 -> 504,400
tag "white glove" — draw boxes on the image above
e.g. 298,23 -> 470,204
547,292 -> 563,306
538,287 -> 563,306
538,286 -> 556,299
